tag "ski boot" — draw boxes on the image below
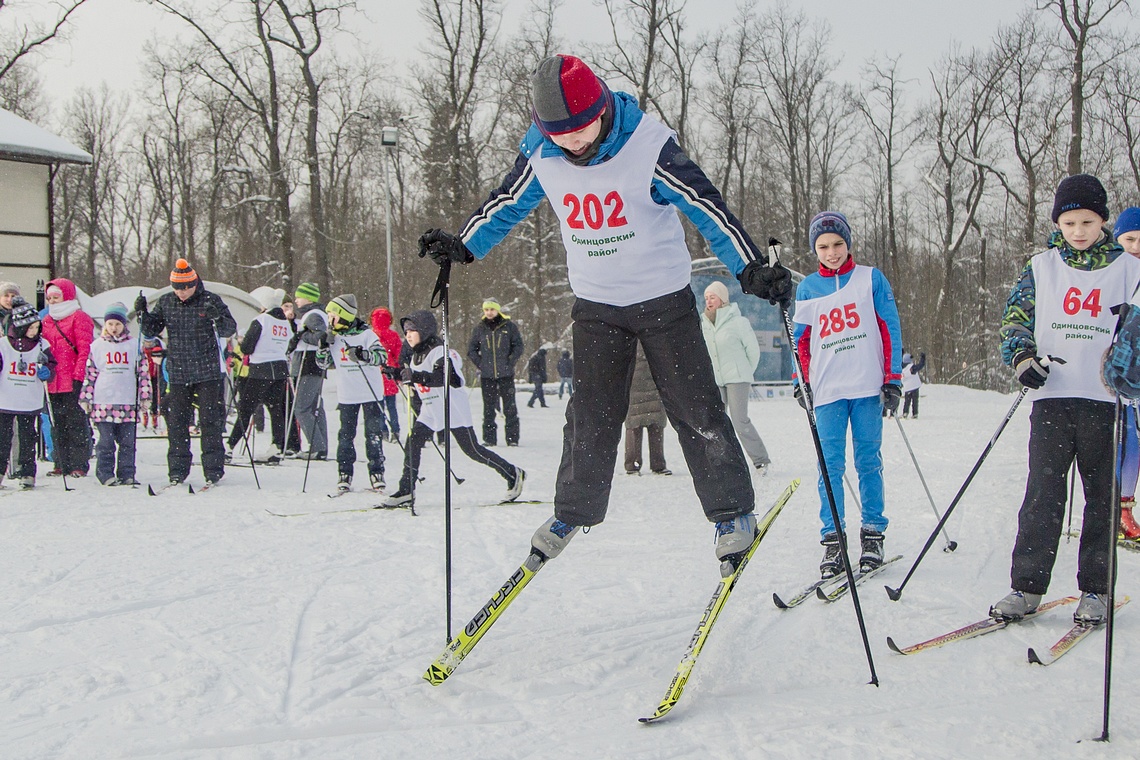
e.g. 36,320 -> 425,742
264,445 -> 282,465
989,589 -> 1042,621
337,473 -> 352,493
531,515 -> 580,560
859,527 -> 885,572
503,467 -> 525,503
1120,498 -> 1140,540
819,533 -> 842,579
715,512 -> 758,576
19,476 -> 33,490
1074,592 -> 1108,625
369,472 -> 385,491
382,489 -> 413,507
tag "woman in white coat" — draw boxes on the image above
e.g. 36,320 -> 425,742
700,281 -> 770,472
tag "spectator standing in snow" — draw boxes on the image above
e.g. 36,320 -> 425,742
417,54 -> 792,572
0,281 -> 21,334
792,211 -> 903,579
42,278 -> 95,477
80,302 -> 149,485
624,345 -> 669,475
526,347 -> 549,408
557,350 -> 574,399
700,280 -> 770,473
467,299 -> 524,446
137,259 -> 237,486
990,174 -> 1140,626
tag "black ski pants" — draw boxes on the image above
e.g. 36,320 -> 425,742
555,287 -> 754,526
49,388 -> 89,473
228,377 -> 287,451
337,401 -> 385,478
398,422 -> 515,494
0,412 -> 37,478
480,376 -> 519,445
903,390 -> 919,417
1011,397 -> 1115,595
166,378 -> 226,482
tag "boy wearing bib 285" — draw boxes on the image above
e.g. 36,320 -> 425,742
991,174 -> 1140,626
792,211 -> 903,580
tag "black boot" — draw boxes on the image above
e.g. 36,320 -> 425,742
859,528 -> 885,572
819,533 -> 842,579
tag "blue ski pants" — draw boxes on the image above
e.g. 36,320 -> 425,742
814,394 -> 888,538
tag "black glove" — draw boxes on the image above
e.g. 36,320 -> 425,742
1014,352 -> 1049,389
880,383 -> 901,414
418,228 -> 475,266
738,260 -> 793,307
204,299 -> 223,321
317,331 -> 331,350
381,365 -> 399,379
349,345 -> 369,363
134,294 -> 148,314
794,383 -> 812,410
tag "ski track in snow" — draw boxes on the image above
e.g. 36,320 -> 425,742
2,384 -> 1139,758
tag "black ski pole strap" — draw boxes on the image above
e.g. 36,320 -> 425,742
430,260 -> 451,309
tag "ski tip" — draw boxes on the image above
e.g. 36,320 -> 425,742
1028,647 -> 1043,665
422,664 -> 450,686
815,586 -> 828,601
772,592 -> 789,609
885,585 -> 902,601
187,483 -> 195,494
147,484 -> 156,496
886,636 -> 905,655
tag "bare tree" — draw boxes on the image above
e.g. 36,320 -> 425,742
1036,0 -> 1129,175
0,0 -> 89,82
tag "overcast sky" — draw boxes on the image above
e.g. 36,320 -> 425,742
21,0 -> 1059,108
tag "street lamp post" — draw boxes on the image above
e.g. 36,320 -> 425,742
380,126 -> 398,314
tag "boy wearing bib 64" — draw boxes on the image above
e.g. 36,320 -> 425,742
991,174 -> 1140,625
792,211 -> 903,579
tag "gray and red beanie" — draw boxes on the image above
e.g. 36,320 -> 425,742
1051,173 -> 1109,223
531,55 -> 612,137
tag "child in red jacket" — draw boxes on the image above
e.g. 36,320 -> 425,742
371,307 -> 403,442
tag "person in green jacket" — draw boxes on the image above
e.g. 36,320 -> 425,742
700,281 -> 770,472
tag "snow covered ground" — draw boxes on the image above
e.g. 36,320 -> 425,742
3,384 -> 1139,759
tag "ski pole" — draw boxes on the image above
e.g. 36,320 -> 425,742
430,257 -> 455,643
843,472 -> 862,511
43,395 -> 74,492
1097,396 -> 1126,741
389,368 -> 463,485
885,385 -> 1031,601
233,393 -> 261,490
769,238 -> 878,686
892,413 -> 957,552
1065,459 -> 1077,544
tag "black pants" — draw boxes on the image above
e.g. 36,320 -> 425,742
528,381 -> 547,407
49,389 -> 89,473
1011,397 -> 1115,595
556,288 -> 753,526
625,423 -> 666,473
337,402 -> 385,478
167,378 -> 226,481
903,390 -> 919,417
398,422 -> 515,494
228,377 -> 287,451
481,376 -> 520,445
0,412 -> 37,478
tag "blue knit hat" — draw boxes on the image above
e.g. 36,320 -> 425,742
809,211 -> 852,251
104,302 -> 128,325
1115,207 -> 1140,240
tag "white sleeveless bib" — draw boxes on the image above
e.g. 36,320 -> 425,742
0,337 -> 49,412
330,331 -> 386,405
793,266 -> 884,407
248,314 -> 291,364
529,117 -> 690,306
89,337 -> 140,406
412,345 -> 474,431
1031,249 -> 1140,402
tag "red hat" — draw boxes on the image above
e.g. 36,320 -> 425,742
531,55 -> 610,136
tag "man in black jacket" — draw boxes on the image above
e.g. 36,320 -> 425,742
467,299 -> 523,446
137,259 -> 237,485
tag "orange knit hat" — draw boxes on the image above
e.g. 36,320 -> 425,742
170,258 -> 197,286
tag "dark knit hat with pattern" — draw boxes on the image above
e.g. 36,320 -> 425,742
809,211 -> 853,251
1051,174 -> 1109,223
531,55 -> 611,137
170,258 -> 197,288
